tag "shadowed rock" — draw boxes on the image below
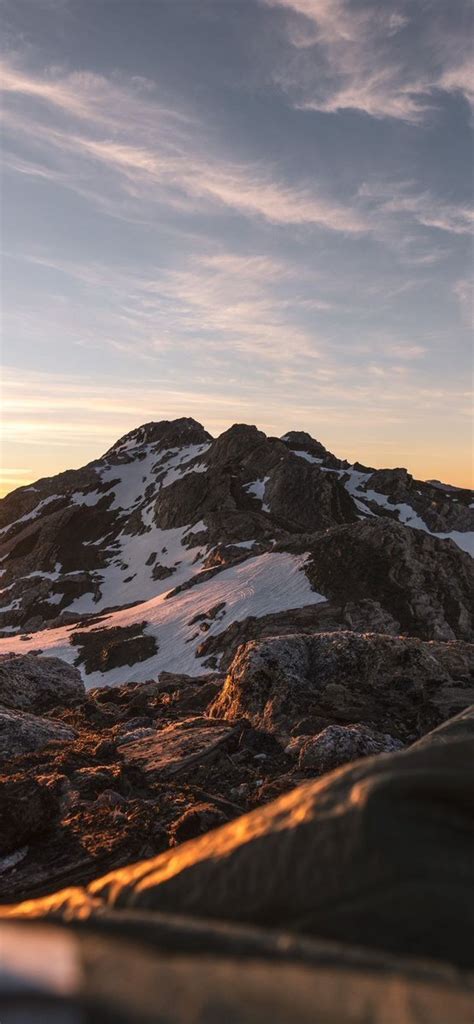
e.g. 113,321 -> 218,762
0,705 -> 76,760
0,654 -> 85,712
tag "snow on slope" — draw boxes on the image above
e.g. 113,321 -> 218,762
306,460 -> 474,556
293,451 -> 323,466
0,495 -> 63,536
100,442 -> 210,510
346,477 -> 474,556
0,552 -> 326,687
0,442 -> 213,621
245,477 -> 271,513
69,522 -> 206,613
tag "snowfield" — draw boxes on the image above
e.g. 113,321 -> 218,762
0,552 -> 326,687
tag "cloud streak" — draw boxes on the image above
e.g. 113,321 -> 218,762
262,0 -> 473,122
1,58 -> 367,234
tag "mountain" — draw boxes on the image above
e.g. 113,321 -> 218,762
0,418 -> 472,686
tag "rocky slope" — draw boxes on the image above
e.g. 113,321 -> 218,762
0,418 -> 472,687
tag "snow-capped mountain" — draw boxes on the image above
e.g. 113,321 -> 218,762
0,418 -> 472,685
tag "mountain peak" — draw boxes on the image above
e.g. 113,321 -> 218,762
281,431 -> 332,461
0,418 -> 472,664
105,417 -> 212,457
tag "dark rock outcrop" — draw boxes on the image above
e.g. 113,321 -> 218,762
0,705 -> 76,759
71,623 -> 158,675
301,518 -> 473,641
0,654 -> 85,712
0,776 -> 59,855
106,417 -> 212,457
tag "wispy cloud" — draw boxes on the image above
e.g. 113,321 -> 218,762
1,57 -> 367,233
2,244 -> 333,372
358,181 -> 474,238
3,53 -> 470,253
262,0 -> 473,122
439,60 -> 474,108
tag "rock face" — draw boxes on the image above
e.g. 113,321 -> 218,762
302,518 -> 473,641
106,417 -> 212,456
0,654 -> 85,712
0,705 -> 76,759
210,631 -> 474,740
71,623 -> 158,674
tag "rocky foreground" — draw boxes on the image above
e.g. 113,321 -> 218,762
1,633 -> 473,904
1,676 -> 473,1023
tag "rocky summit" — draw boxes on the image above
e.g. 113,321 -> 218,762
0,419 -> 473,1016
0,418 -> 472,686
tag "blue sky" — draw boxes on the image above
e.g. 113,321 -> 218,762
1,0 -> 473,492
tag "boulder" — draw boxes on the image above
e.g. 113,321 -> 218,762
295,724 -> 403,774
209,631 -> 474,740
0,705 -> 76,760
169,802 -> 229,846
0,654 -> 85,712
118,717 -> 238,778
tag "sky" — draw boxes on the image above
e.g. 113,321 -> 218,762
1,0 -> 473,495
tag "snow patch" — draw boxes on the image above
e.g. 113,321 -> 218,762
292,451 -> 323,465
343,469 -> 474,556
0,552 -> 327,687
245,477 -> 271,513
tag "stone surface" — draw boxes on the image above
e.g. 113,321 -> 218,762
71,623 -> 158,675
118,717 -> 238,777
0,775 -> 59,855
210,631 -> 474,739
295,724 -> 403,774
169,802 -> 229,846
301,517 -> 473,642
0,654 -> 85,712
0,705 -> 76,760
